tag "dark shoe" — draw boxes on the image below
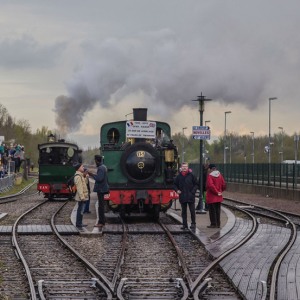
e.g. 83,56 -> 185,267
180,226 -> 188,230
83,211 -> 91,214
76,226 -> 84,230
217,225 -> 221,228
190,224 -> 196,230
207,225 -> 217,228
81,224 -> 88,227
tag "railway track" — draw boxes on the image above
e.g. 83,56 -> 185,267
1,184 -> 300,299
11,200 -> 111,299
223,198 -> 298,300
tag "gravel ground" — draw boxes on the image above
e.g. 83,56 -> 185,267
223,191 -> 300,214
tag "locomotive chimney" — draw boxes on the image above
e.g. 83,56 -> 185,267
133,108 -> 147,121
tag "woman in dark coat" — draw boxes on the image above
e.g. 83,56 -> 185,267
174,162 -> 199,230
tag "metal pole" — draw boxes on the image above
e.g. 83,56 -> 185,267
278,126 -> 283,162
204,120 -> 210,163
250,131 -> 255,163
224,111 -> 231,164
295,134 -> 299,189
182,127 -> 187,162
268,97 -> 277,185
192,93 -> 212,212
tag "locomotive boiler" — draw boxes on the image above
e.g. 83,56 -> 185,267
101,108 -> 179,219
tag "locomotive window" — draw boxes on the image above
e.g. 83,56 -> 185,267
46,147 -> 52,153
107,128 -> 120,144
67,147 -> 75,158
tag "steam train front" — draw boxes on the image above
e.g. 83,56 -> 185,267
37,139 -> 82,200
101,108 -> 179,219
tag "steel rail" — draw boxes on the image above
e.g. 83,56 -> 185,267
224,198 -> 298,300
11,199 -> 49,300
190,205 -> 258,297
266,210 -> 297,300
50,201 -> 113,299
158,220 -> 193,297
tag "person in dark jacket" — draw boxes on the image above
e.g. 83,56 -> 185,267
88,155 -> 109,228
174,162 -> 199,230
206,163 -> 226,228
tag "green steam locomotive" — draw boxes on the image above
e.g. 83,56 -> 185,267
101,108 -> 179,219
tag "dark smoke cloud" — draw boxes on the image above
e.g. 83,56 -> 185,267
54,0 -> 300,133
54,28 -> 269,132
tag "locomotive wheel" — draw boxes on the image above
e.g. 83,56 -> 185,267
121,142 -> 160,183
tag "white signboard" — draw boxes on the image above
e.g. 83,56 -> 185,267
0,136 -> 4,144
126,121 -> 156,139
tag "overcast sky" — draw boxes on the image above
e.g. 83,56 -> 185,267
0,0 -> 299,149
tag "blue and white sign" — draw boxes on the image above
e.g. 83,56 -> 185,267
192,126 -> 210,140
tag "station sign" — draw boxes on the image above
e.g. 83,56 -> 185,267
192,126 -> 210,140
126,121 -> 156,139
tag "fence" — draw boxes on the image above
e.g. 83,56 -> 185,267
189,163 -> 300,190
0,174 -> 15,193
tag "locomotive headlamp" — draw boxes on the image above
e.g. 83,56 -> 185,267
165,149 -> 175,162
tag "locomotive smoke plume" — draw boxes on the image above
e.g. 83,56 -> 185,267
54,27 -> 277,133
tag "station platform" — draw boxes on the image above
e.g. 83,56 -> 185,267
71,192 -> 232,240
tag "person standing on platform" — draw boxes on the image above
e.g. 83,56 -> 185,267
206,163 -> 226,228
88,155 -> 109,228
73,163 -> 89,229
83,168 -> 91,213
174,162 -> 199,230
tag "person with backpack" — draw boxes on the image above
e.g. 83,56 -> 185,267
174,162 -> 199,230
73,162 -> 89,230
88,155 -> 109,228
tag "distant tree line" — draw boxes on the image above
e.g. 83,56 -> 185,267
172,131 -> 299,164
0,103 -> 100,167
1,103 -> 297,167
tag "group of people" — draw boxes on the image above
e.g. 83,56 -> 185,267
174,162 -> 226,230
0,143 -> 25,173
73,155 -> 109,230
73,155 -> 224,231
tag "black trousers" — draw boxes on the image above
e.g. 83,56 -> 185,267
97,192 -> 106,225
208,202 -> 221,226
181,202 -> 196,227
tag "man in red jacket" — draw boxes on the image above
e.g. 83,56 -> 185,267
206,163 -> 226,228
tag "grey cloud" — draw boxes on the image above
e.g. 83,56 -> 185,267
54,1 -> 300,132
0,35 -> 66,69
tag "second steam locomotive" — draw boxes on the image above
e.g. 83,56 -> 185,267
101,108 -> 179,219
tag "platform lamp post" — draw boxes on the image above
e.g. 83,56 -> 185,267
192,93 -> 212,212
278,126 -> 284,163
294,134 -> 299,189
204,120 -> 211,163
224,111 -> 232,164
182,127 -> 187,162
250,131 -> 255,164
268,97 -> 277,185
